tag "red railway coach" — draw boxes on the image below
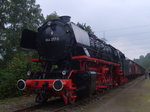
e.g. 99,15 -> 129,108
124,59 -> 145,79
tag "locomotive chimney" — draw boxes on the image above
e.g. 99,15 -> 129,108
60,16 -> 71,23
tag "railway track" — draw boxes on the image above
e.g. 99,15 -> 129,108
12,104 -> 70,112
13,104 -> 40,112
11,97 -> 71,112
12,76 -> 144,112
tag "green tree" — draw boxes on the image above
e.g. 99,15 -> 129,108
77,22 -> 93,33
0,0 -> 44,99
134,53 -> 150,71
45,11 -> 59,22
0,0 -> 44,67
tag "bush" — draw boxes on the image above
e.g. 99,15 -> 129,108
0,51 -> 36,99
0,73 -> 23,98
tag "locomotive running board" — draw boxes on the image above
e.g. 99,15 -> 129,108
72,56 -> 120,66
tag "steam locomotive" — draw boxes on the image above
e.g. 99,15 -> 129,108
17,16 -> 145,104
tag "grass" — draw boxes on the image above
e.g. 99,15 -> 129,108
0,94 -> 35,104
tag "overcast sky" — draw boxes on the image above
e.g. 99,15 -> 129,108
36,0 -> 150,59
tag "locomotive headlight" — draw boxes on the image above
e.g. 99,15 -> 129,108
17,79 -> 26,90
62,70 -> 67,75
53,80 -> 64,91
27,70 -> 31,76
